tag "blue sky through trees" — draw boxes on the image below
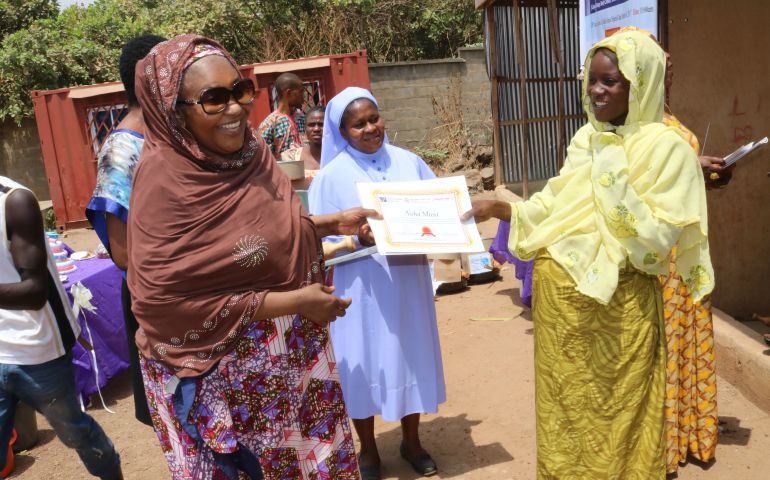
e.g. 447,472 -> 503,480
59,0 -> 97,10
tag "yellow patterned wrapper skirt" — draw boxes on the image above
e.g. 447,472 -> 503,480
532,254 -> 666,480
661,246 -> 718,473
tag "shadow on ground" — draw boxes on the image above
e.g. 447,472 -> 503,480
718,416 -> 751,446
12,429 -> 56,476
494,287 -> 525,309
373,413 -> 514,478
495,287 -> 532,323
83,369 -> 134,410
10,370 -> 135,477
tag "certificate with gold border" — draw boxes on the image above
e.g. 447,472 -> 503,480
356,176 -> 484,255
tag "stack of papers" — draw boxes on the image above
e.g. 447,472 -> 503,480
724,136 -> 768,167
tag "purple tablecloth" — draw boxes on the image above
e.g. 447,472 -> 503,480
62,258 -> 129,400
490,221 -> 534,308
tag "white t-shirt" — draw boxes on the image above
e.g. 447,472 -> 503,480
0,177 -> 80,365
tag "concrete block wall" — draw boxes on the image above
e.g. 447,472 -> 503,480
369,47 -> 492,150
0,118 -> 50,199
0,47 -> 494,202
456,47 -> 494,147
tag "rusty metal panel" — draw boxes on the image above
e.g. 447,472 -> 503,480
491,0 -> 585,189
31,51 -> 370,231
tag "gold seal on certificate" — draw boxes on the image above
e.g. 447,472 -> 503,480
356,176 -> 485,255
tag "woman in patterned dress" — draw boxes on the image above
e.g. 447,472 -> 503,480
464,31 -> 714,479
127,35 -> 373,480
658,40 -> 728,474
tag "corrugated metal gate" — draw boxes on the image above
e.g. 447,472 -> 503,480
487,0 -> 585,197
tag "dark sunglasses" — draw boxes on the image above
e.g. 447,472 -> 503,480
176,78 -> 256,114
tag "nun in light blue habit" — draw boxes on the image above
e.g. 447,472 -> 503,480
308,87 -> 445,477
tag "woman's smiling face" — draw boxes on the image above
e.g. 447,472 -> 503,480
177,55 -> 252,155
339,99 -> 385,154
587,48 -> 630,126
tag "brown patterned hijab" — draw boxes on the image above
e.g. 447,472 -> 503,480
127,34 -> 321,377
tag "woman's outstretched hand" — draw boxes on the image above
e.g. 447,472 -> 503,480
312,208 -> 381,240
335,207 -> 381,235
461,200 -> 512,223
699,155 -> 735,188
298,284 -> 352,326
335,207 -> 381,246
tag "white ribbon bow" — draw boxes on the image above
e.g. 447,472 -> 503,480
70,282 -> 115,414
71,281 -> 97,318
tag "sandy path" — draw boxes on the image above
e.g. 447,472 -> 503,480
10,222 -> 770,479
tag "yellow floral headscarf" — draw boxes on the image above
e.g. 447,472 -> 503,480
610,27 -> 703,153
582,31 -> 665,131
507,30 -> 713,303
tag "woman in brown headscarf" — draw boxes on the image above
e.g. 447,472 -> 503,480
128,35 -> 367,479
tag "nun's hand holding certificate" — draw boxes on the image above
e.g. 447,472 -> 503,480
356,176 -> 484,255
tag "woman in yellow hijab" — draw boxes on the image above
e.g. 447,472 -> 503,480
465,31 -> 713,479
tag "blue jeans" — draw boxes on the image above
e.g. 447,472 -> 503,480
0,354 -> 121,479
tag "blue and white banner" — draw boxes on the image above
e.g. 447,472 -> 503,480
579,0 -> 658,65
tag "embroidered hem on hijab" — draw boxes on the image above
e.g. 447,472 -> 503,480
507,30 -> 714,304
127,34 -> 319,377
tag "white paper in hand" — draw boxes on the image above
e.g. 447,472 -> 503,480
724,136 -> 768,167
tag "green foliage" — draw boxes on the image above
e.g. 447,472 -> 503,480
0,0 -> 153,123
0,0 -> 58,41
413,146 -> 450,163
418,2 -> 482,59
0,0 -> 483,122
43,207 -> 56,231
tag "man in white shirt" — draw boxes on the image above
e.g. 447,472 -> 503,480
0,177 -> 122,479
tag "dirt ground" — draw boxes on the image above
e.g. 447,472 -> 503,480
10,221 -> 770,479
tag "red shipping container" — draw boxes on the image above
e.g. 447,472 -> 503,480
32,50 -> 370,231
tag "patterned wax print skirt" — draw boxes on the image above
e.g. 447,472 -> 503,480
140,314 -> 360,480
661,245 -> 718,473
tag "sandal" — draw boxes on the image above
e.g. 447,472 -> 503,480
358,454 -> 381,480
400,443 -> 437,477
